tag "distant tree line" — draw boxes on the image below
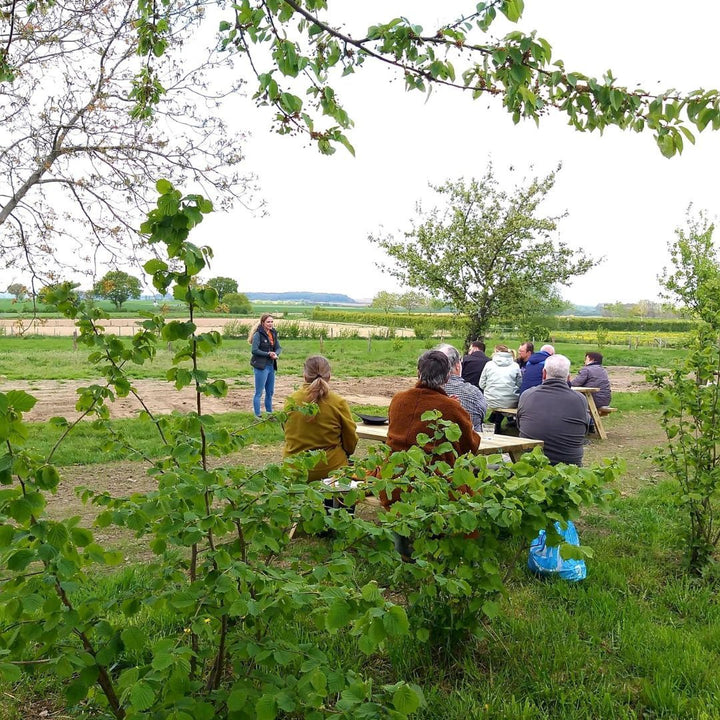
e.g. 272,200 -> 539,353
5,274 -> 252,314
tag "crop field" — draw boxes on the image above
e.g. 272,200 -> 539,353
1,332 -> 718,720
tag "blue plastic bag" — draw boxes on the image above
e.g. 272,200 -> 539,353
527,520 -> 587,582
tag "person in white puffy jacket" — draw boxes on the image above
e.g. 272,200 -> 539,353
478,344 -> 522,431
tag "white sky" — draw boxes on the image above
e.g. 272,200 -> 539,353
188,1 -> 720,306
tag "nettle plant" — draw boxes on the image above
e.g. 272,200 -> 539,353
0,181 -> 620,719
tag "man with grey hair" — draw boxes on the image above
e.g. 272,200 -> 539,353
435,343 -> 488,431
516,353 -> 589,466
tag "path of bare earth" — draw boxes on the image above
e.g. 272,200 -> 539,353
1,366 -> 649,423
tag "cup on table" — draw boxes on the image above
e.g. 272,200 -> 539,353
481,423 -> 496,439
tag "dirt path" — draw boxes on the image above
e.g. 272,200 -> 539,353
1,366 -> 648,422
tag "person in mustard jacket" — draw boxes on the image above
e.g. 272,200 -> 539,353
283,355 -> 358,483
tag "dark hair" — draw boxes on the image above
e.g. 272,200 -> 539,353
303,355 -> 331,403
417,350 -> 451,389
521,341 -> 534,353
470,340 -> 485,352
586,351 -> 603,364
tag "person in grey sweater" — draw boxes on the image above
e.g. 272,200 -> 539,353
571,351 -> 612,408
517,354 -> 589,466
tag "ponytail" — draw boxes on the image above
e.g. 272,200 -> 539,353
303,355 -> 332,403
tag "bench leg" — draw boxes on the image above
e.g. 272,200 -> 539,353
587,398 -> 607,440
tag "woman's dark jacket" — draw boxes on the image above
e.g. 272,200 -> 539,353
250,327 -> 281,370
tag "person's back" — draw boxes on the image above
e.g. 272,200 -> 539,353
461,341 -> 490,386
388,350 -> 480,461
519,344 -> 555,395
436,343 -> 488,430
283,356 -> 358,482
571,352 -> 612,408
478,346 -> 521,408
517,354 -> 589,466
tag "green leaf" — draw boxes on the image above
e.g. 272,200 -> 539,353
657,132 -> 676,158
255,694 -> 276,720
382,605 -> 409,637
144,258 -> 168,274
482,599 -> 500,618
500,0 -> 524,22
35,465 -> 61,491
325,600 -> 350,632
6,390 -> 37,412
121,626 -> 146,652
360,581 -> 382,603
7,548 -> 35,571
70,527 -> 94,547
393,684 -> 421,715
227,689 -> 247,712
130,681 -> 156,711
156,179 -> 173,194
0,663 -> 22,683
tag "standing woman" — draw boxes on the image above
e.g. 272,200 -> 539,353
248,313 -> 281,418
283,356 -> 358,482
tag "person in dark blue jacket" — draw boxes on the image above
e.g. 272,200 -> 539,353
518,344 -> 555,396
248,314 -> 281,417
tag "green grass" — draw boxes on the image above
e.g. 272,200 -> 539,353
3,335 -> 717,720
0,335 -> 686,383
4,467 -> 720,720
25,412 -> 285,466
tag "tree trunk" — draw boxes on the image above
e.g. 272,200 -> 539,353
464,314 -> 487,353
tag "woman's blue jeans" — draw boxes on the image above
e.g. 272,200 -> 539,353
253,365 -> 275,416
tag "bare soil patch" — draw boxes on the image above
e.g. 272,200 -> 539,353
2,366 -> 647,422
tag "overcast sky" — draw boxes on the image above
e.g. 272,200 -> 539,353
187,1 -> 720,306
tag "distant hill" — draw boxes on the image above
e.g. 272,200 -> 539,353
245,291 -> 359,304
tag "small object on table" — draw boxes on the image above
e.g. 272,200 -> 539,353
481,423 -> 496,440
355,412 -> 388,425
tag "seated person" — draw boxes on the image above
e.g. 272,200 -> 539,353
388,349 -> 480,462
461,340 -> 491,386
478,344 -> 522,432
517,341 -> 534,371
283,355 -> 358,482
435,343 -> 488,431
385,350 -> 481,559
571,351 -> 612,408
518,344 -> 555,395
517,354 -> 589,466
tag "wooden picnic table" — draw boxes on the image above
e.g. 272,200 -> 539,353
355,423 -> 543,462
572,386 -> 608,439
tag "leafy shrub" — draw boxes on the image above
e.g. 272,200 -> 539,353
0,181 -> 621,718
222,319 -> 252,338
411,321 -> 435,340
223,291 -> 252,314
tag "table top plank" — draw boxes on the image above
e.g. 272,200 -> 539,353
355,423 -> 543,458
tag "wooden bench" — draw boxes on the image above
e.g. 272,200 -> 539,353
492,407 -> 517,416
572,388 -> 614,439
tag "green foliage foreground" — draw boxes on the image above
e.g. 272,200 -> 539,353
0,182 -> 621,719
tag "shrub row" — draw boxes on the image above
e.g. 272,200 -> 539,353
311,307 -> 464,333
545,316 -> 697,332
311,308 -> 697,334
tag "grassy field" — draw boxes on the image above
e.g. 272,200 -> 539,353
0,335 -> 687,383
3,337 -> 719,720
